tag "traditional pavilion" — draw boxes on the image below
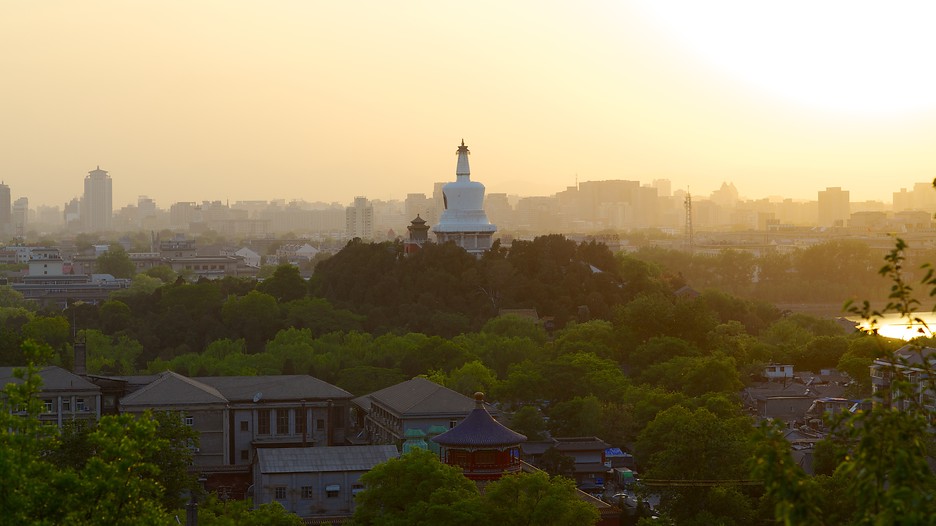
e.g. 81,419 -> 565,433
432,140 -> 497,255
430,392 -> 526,482
404,214 -> 430,254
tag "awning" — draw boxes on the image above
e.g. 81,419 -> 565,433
325,484 -> 340,492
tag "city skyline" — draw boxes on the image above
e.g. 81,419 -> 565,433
4,2 -> 936,209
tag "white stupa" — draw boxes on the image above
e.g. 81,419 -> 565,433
432,140 -> 497,255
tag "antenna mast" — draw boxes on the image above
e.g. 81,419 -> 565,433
684,191 -> 694,252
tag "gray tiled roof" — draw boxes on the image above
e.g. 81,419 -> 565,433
121,371 -> 227,406
890,345 -> 936,367
194,375 -> 352,402
353,377 -> 480,416
431,404 -> 527,447
0,366 -> 99,392
553,437 -> 611,452
256,445 -> 399,474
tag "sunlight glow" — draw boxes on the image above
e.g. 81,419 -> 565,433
632,1 -> 936,115
853,313 -> 936,341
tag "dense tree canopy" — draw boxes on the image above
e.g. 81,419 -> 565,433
95,245 -> 136,279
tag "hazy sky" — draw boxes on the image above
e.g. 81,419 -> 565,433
4,1 -> 936,209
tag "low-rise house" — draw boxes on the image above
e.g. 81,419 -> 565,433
11,255 -> 129,307
116,371 -> 354,498
253,445 -> 398,519
743,373 -> 846,424
352,377 -> 497,449
763,364 -> 794,380
119,371 -> 229,467
0,366 -> 102,427
870,345 -> 936,411
168,255 -> 256,279
552,437 -> 611,489
194,375 -> 354,465
275,243 -> 319,265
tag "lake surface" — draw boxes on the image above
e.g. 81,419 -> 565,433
848,312 -> 936,341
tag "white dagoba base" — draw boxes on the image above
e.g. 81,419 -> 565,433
434,231 -> 494,255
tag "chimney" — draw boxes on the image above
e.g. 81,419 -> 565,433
73,342 -> 87,376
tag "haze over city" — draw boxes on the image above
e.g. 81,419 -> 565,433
4,1 -> 936,209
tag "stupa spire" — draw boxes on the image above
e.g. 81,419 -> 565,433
456,139 -> 470,178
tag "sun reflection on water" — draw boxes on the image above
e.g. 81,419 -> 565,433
851,313 -> 936,341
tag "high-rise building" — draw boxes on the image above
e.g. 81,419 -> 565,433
81,166 -> 113,232
346,197 -> 374,239
12,197 -> 28,238
137,196 -> 157,226
817,187 -> 850,227
0,182 -> 10,238
432,140 -> 496,254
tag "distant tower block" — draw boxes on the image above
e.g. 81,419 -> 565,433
432,140 -> 497,255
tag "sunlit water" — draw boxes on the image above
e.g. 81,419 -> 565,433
850,313 -> 936,341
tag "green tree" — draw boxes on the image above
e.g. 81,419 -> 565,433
554,320 -> 619,361
547,395 -> 603,437
755,237 -> 936,525
144,265 -> 177,283
83,329 -> 143,374
257,264 -> 308,303
446,360 -> 499,396
95,245 -> 137,279
99,299 -> 133,333
22,315 -> 71,365
636,405 -> 755,524
0,286 -> 35,310
1,343 -> 179,524
352,448 -> 483,526
480,314 -> 547,343
508,405 -> 547,440
111,274 -> 165,298
480,471 -> 599,526
197,494 -> 302,526
283,297 -> 364,336
221,291 -> 281,352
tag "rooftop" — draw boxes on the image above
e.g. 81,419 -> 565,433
353,377 -> 487,416
195,375 -> 353,402
256,445 -> 399,474
0,366 -> 99,392
431,393 -> 526,447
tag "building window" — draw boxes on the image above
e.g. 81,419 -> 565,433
449,419 -> 458,429
295,409 -> 306,436
184,416 -> 194,426
276,409 -> 289,435
316,418 -> 325,430
62,399 -> 71,412
240,420 -> 249,432
274,487 -> 287,500
43,400 -> 54,413
301,486 -> 314,499
76,398 -> 86,412
326,485 -> 340,498
240,450 -> 249,461
258,409 -> 271,435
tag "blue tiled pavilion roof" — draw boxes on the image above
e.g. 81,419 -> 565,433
431,393 -> 526,447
